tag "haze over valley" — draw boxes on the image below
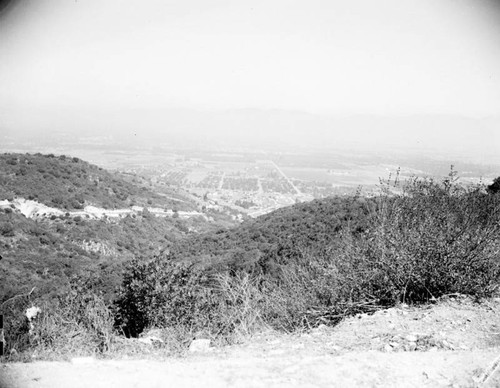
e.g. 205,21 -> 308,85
2,109 -> 499,217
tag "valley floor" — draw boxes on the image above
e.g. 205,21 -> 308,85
2,296 -> 500,388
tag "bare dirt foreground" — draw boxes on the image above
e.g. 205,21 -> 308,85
2,296 -> 500,388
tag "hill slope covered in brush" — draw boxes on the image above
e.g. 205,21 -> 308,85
167,195 -> 372,271
0,153 -> 192,210
0,153 -> 233,303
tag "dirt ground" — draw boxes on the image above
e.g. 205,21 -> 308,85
1,296 -> 500,388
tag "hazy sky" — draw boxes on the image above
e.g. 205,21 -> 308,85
1,0 -> 500,118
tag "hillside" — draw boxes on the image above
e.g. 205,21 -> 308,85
0,153 -> 193,211
167,195 -> 372,271
0,153 -> 236,303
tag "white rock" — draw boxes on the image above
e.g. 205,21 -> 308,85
26,306 -> 41,320
314,324 -> 327,331
189,338 -> 211,353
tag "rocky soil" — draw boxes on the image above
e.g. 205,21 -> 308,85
1,295 -> 500,387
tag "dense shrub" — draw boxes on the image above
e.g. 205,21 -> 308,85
115,256 -> 226,338
361,175 -> 500,303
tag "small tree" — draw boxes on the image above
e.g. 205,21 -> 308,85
487,177 -> 500,194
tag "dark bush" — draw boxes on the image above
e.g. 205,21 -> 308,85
488,177 -> 500,195
0,222 -> 15,237
115,255 -> 225,338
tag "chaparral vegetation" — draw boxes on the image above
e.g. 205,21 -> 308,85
1,154 -> 499,360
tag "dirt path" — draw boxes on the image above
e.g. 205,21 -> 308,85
0,198 -> 206,220
1,349 -> 499,388
2,297 -> 500,387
